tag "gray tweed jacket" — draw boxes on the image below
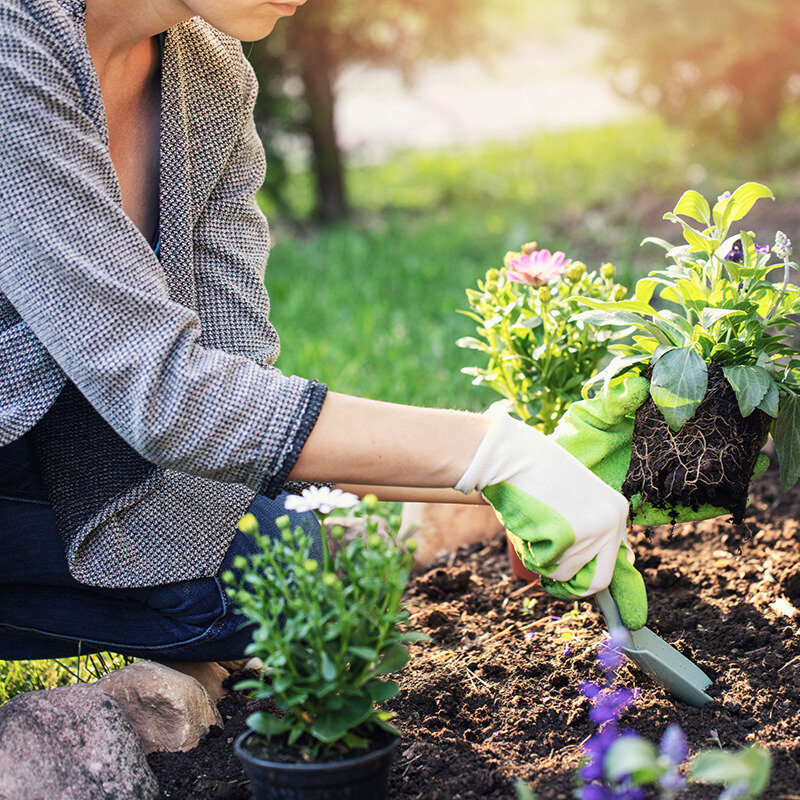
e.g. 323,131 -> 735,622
0,0 -> 327,586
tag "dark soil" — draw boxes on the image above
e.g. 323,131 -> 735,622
622,364 -> 772,522
150,462 -> 800,800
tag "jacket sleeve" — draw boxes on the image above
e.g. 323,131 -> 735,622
0,1 -> 326,495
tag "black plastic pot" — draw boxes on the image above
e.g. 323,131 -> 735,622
234,730 -> 400,800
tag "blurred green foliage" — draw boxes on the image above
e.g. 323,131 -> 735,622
584,0 -> 800,158
0,653 -> 133,705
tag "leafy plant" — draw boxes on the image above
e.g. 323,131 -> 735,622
458,244 -> 629,433
223,489 -> 426,758
576,182 -> 800,489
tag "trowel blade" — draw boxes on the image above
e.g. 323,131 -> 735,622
595,589 -> 713,708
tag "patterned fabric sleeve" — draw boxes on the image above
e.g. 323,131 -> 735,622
0,0 -> 325,495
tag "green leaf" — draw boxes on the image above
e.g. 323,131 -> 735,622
722,365 -> 772,417
366,679 -> 399,702
605,736 -> 661,785
721,182 -> 774,229
398,631 -> 433,643
701,308 -> 745,329
690,746 -> 772,798
579,298 -> 659,315
641,235 -> 674,252
673,189 -> 711,224
320,651 -> 337,682
664,213 -> 715,254
349,646 -> 379,661
375,643 -> 410,675
634,278 -> 658,306
774,392 -> 800,490
514,779 -> 538,800
758,380 -> 780,417
311,695 -> 373,743
650,347 -> 708,430
246,711 -> 291,737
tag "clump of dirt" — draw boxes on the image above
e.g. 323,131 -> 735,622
149,462 -> 800,800
622,363 -> 772,522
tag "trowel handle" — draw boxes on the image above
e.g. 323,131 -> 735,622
594,588 -> 627,632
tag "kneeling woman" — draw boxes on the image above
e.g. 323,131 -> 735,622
0,0 -> 642,664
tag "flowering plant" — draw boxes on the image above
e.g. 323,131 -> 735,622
459,243 -> 629,433
516,632 -> 771,800
577,631 -> 771,800
576,183 -> 800,490
224,489 -> 426,758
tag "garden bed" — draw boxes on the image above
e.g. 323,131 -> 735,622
149,461 -> 800,799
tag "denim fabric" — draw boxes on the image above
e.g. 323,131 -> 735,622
0,434 -> 321,661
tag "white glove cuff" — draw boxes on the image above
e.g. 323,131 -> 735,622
454,404 -> 546,494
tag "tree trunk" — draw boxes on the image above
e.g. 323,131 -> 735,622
295,30 -> 349,224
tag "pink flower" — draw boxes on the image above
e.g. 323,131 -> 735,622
505,249 -> 571,287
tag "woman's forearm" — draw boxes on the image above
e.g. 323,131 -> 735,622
335,484 -> 486,504
288,391 -> 491,491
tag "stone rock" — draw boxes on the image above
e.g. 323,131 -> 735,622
402,501 -> 505,566
97,661 -> 221,753
0,683 -> 158,800
157,659 -> 230,703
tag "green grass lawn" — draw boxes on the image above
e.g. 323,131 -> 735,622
263,117 -> 692,410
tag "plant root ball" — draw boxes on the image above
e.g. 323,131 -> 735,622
621,363 -> 772,523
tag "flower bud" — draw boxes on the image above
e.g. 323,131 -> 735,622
322,572 -> 338,587
237,513 -> 260,536
537,286 -> 551,303
406,539 -> 418,554
233,556 -> 248,571
612,285 -> 627,301
363,494 -> 378,514
600,262 -> 615,279
331,524 -> 345,540
566,261 -> 586,282
521,241 -> 538,255
221,570 -> 235,585
303,558 -> 318,572
774,231 -> 793,259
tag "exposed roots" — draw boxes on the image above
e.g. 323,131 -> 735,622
621,364 -> 772,523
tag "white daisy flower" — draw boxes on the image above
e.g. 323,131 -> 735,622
284,486 -> 360,515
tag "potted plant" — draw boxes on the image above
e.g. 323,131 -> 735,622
575,182 -> 800,521
223,488 -> 426,800
459,245 -> 629,578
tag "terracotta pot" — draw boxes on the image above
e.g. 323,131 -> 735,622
506,533 -> 539,583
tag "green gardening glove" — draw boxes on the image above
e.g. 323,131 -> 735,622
454,405 -> 645,629
552,376 -> 769,526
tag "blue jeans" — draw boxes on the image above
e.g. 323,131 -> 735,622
0,435 -> 321,661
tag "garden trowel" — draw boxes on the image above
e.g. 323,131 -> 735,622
594,589 -> 713,708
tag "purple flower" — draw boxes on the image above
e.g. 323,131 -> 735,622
580,680 -> 602,700
659,724 -> 689,766
718,782 -> 749,800
725,239 -> 770,264
580,785 -> 612,800
564,646 -> 572,657
589,688 -> 635,725
598,642 -> 625,673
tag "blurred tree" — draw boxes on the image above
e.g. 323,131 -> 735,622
584,0 -> 800,148
248,0 -> 522,223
